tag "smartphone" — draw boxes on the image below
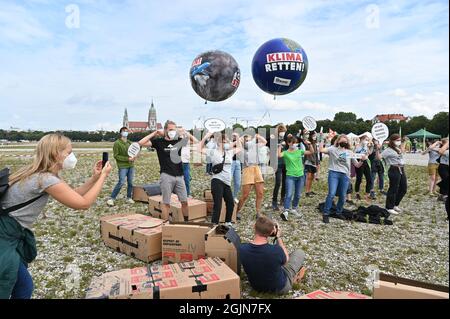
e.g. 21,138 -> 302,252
102,152 -> 109,168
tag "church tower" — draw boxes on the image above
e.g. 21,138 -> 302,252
148,100 -> 157,131
123,108 -> 129,128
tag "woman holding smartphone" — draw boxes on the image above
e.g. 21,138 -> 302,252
0,133 -> 112,299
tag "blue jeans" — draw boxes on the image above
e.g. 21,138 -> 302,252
324,170 -> 350,216
231,160 -> 242,199
182,163 -> 191,196
11,263 -> 33,299
284,175 -> 305,210
111,167 -> 134,199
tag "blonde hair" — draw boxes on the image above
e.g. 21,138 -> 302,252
9,134 -> 71,185
276,124 -> 287,134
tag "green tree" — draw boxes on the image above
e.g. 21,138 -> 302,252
334,112 -> 357,122
429,112 -> 449,137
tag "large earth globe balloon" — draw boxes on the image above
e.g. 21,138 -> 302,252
252,38 -> 308,96
190,50 -> 240,102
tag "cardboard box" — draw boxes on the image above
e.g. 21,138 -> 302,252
100,213 -> 165,262
205,225 -> 241,275
296,290 -> 371,299
148,194 -> 207,222
373,273 -> 449,299
132,184 -> 161,203
86,257 -> 240,299
203,190 -> 237,223
162,222 -> 213,264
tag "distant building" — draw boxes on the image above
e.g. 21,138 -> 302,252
372,114 -> 409,124
122,101 -> 162,133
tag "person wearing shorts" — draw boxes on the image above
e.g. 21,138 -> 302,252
236,133 -> 267,220
422,140 -> 442,196
139,120 -> 195,220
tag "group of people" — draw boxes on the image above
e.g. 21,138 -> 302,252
1,119 -> 448,298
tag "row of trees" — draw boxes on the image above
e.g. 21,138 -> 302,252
1,112 -> 448,142
235,111 -> 449,138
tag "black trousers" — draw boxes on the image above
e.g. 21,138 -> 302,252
438,164 -> 449,196
386,166 -> 407,209
272,166 -> 287,203
211,178 -> 234,224
355,161 -> 372,194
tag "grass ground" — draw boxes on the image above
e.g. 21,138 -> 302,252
0,146 -> 448,299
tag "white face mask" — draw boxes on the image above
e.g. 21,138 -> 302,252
63,152 -> 77,170
394,141 -> 402,147
121,131 -> 129,138
363,140 -> 369,146
167,130 -> 177,140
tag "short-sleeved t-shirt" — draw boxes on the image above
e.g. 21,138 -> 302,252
208,149 -> 234,186
327,146 -> 357,176
151,137 -> 188,176
381,147 -> 405,166
428,148 -> 441,164
243,140 -> 260,168
440,150 -> 449,166
1,173 -> 61,229
281,149 -> 305,177
239,243 -> 287,292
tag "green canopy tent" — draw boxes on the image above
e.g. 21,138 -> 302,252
407,129 -> 441,151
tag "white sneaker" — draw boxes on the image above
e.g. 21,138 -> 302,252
290,209 -> 303,218
224,222 -> 233,228
234,198 -> 239,204
106,199 -> 115,207
387,209 -> 399,215
394,206 -> 402,213
127,198 -> 135,204
280,211 -> 289,221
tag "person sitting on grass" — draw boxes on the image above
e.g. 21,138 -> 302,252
0,133 -> 112,299
240,216 -> 306,294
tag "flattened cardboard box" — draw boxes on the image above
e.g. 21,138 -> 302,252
86,257 -> 240,299
203,190 -> 237,223
205,225 -> 241,275
296,290 -> 371,299
373,273 -> 449,299
162,223 -> 212,264
100,213 -> 165,262
148,194 -> 206,222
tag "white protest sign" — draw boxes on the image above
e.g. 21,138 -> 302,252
302,116 -> 317,131
371,123 -> 389,143
204,118 -> 226,133
128,142 -> 141,157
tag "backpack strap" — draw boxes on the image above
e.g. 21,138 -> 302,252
1,194 -> 45,215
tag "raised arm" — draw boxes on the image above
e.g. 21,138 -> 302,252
232,133 -> 243,155
439,141 -> 449,156
319,141 -> 329,154
303,140 -> 315,156
138,130 -> 161,147
198,131 -> 213,155
255,133 -> 267,146
46,162 -> 112,210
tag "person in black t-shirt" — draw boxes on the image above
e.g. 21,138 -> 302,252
239,216 -> 306,294
139,120 -> 195,219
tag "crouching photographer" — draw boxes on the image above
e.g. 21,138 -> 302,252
239,215 -> 306,294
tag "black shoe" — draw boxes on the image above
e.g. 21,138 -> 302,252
305,192 -> 312,198
272,202 -> 280,211
356,194 -> 361,200
310,191 -> 317,195
236,213 -> 242,221
323,215 -> 330,224
280,211 -> 288,221
335,214 -> 346,220
380,191 -> 387,196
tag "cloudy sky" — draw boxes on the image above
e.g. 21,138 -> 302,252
0,0 -> 448,131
